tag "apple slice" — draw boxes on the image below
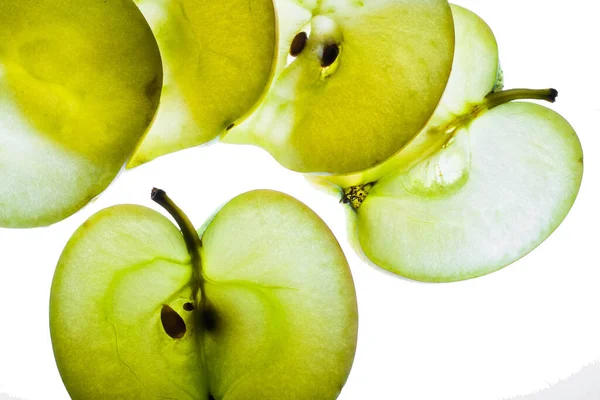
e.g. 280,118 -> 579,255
356,101 -> 583,282
50,190 -> 358,399
0,0 -> 162,228
223,0 -> 455,174
317,4 -> 501,189
126,0 -> 278,168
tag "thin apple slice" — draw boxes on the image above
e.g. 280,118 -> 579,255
223,0 -> 455,174
319,4 -> 500,188
50,190 -> 357,399
0,0 -> 162,228
356,102 -> 583,282
200,190 -> 357,399
127,0 -> 277,168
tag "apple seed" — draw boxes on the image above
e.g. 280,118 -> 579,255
290,32 -> 308,56
161,304 -> 186,339
321,43 -> 340,67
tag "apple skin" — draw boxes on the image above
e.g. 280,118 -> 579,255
0,0 -> 162,228
50,190 -> 358,399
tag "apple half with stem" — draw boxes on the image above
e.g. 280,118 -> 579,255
0,0 -> 162,228
223,0 -> 455,175
127,0 -> 278,168
323,5 -> 583,282
50,189 -> 358,399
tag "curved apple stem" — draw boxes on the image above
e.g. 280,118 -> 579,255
485,88 -> 558,110
151,188 -> 204,302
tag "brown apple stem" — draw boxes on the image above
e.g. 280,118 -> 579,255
151,188 -> 204,302
485,88 -> 558,110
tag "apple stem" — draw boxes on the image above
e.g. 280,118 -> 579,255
151,188 -> 204,300
485,88 -> 558,110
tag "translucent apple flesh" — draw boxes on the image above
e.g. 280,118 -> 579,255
0,0 -> 162,228
50,190 -> 358,399
127,0 -> 278,168
223,0 -> 455,174
357,101 -> 583,282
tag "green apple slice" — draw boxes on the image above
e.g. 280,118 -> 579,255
356,102 -> 583,282
223,0 -> 455,174
50,190 -> 357,399
127,0 -> 278,168
318,4 -> 500,189
0,0 -> 162,228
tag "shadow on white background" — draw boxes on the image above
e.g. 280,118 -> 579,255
508,362 -> 600,399
2,362 -> 600,399
0,393 -> 25,400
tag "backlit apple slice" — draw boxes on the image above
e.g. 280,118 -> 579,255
356,102 -> 583,282
0,0 -> 162,228
127,0 -> 278,168
224,0 -> 455,174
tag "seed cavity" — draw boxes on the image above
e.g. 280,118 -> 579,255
321,43 -> 340,67
161,304 -> 186,339
290,32 -> 308,57
226,123 -> 235,131
183,302 -> 194,311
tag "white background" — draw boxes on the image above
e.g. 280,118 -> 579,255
1,1 -> 599,399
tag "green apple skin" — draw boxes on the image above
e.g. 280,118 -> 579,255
357,102 -> 583,282
50,190 -> 358,399
315,4 -> 500,189
223,0 -> 455,175
127,0 -> 278,168
0,0 -> 162,228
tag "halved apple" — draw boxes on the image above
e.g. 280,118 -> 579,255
223,0 -> 455,174
127,0 -> 278,168
50,189 -> 358,399
0,0 -> 162,228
